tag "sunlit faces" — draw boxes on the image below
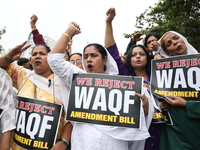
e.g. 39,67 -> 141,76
83,46 -> 107,74
31,46 -> 52,76
130,47 -> 147,69
69,54 -> 83,69
161,32 -> 187,56
147,36 -> 158,52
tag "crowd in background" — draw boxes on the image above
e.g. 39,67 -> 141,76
0,7 -> 199,150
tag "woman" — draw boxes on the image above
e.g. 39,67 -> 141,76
105,7 -> 164,150
124,44 -> 151,81
0,68 -> 16,150
156,31 -> 197,58
105,8 -> 152,79
155,31 -> 199,150
0,43 -> 71,150
69,53 -> 83,69
48,22 -> 151,150
125,32 -> 161,58
143,33 -> 161,56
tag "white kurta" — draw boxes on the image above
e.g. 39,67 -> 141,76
0,68 -> 16,137
48,53 -> 152,150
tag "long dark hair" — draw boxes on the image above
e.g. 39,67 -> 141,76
144,33 -> 161,48
124,44 -> 152,76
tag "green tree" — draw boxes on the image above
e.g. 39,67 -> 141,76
0,27 -> 6,52
124,0 -> 200,51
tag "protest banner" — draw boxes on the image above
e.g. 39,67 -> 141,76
13,96 -> 62,150
151,54 -> 200,101
67,73 -> 143,128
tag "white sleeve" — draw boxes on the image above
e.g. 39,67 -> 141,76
47,53 -> 85,113
141,87 -> 155,129
47,53 -> 85,88
0,68 -> 16,133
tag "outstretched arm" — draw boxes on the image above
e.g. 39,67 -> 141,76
50,22 -> 81,54
30,14 -> 46,44
104,7 -> 116,48
30,14 -> 38,31
104,8 -> 129,75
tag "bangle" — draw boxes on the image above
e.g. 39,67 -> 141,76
4,55 -> 13,63
31,25 -> 36,28
62,33 -> 72,41
58,138 -> 69,147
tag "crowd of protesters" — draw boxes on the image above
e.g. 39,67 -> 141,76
0,7 -> 199,150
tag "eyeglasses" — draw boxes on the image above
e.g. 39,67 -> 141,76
70,60 -> 82,65
147,39 -> 157,45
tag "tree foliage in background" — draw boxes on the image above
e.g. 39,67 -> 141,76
0,27 -> 6,52
124,0 -> 200,51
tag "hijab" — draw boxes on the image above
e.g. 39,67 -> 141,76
82,44 -> 150,141
157,31 -> 198,58
82,43 -> 119,75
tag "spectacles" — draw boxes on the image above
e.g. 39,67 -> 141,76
147,39 -> 157,45
70,60 -> 82,65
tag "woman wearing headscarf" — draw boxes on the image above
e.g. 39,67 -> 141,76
154,31 -> 198,58
104,7 -> 167,150
48,22 -> 151,150
154,31 -> 200,150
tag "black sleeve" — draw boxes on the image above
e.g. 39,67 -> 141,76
126,38 -> 137,53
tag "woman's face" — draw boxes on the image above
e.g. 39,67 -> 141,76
146,36 -> 158,52
83,46 -> 107,74
161,32 -> 187,56
69,54 -> 83,69
130,47 -> 147,69
31,46 -> 51,76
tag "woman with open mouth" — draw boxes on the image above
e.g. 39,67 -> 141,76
154,31 -> 199,150
0,42 -> 71,150
48,20 -> 151,150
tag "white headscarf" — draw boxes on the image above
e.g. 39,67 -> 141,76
81,43 -> 150,141
157,31 -> 198,58
82,43 -> 119,75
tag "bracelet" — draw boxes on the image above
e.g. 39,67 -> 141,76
4,55 -> 13,63
58,138 -> 69,147
62,33 -> 72,41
